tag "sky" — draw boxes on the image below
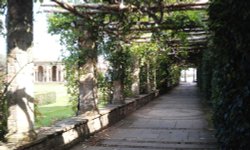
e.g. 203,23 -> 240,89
33,2 -> 62,61
0,2 -> 62,61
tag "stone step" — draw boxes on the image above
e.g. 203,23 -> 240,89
86,146 -> 216,150
96,139 -> 217,149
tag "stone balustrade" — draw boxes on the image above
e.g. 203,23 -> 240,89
7,91 -> 158,150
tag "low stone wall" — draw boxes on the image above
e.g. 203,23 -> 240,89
11,91 -> 158,150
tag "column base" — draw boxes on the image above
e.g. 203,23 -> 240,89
6,130 -> 37,143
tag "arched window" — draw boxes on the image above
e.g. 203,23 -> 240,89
38,66 -> 44,82
52,66 -> 57,82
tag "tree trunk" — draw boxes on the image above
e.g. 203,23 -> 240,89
131,56 -> 140,97
78,30 -> 98,114
6,0 -> 36,142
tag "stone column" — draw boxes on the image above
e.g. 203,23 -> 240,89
56,65 -> 59,82
78,29 -> 98,114
112,80 -> 124,104
146,61 -> 151,93
6,53 -> 36,142
47,66 -> 52,82
34,68 -> 37,82
46,66 -> 50,82
61,65 -> 65,82
6,0 -> 36,142
32,67 -> 36,82
152,57 -> 157,91
78,58 -> 98,114
152,67 -> 157,91
131,56 -> 140,97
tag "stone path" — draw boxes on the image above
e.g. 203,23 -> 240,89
70,83 -> 217,150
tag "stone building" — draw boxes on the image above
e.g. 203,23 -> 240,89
33,61 -> 65,82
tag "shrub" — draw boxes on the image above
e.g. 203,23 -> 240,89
35,92 -> 56,105
198,1 -> 250,148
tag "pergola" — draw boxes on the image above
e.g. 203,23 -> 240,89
43,0 -> 209,64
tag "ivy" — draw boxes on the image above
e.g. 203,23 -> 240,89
0,71 -> 7,141
198,0 -> 250,148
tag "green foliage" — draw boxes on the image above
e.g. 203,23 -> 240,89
199,43 -> 214,100
48,13 -> 84,112
47,0 -> 206,109
169,64 -> 181,84
102,38 -> 133,97
0,0 -> 6,34
0,71 -> 7,141
156,55 -> 181,91
97,72 -> 111,106
198,0 -> 250,148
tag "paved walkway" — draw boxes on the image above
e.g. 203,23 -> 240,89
70,83 -> 217,150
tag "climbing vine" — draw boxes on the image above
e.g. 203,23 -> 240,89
0,0 -> 209,143
48,14 -> 81,113
0,71 -> 7,141
199,0 -> 250,148
48,0 -> 205,109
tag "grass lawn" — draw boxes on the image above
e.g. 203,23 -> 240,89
34,83 -> 75,128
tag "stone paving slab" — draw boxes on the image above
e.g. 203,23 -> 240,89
70,83 -> 217,150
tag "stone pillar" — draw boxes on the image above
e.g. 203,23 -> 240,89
152,67 -> 157,91
112,80 -> 124,104
131,57 -> 140,97
43,66 -> 45,82
6,0 -> 36,142
146,61 -> 151,93
6,53 -> 36,142
32,67 -> 36,82
78,58 -> 98,114
78,29 -> 98,114
49,67 -> 52,82
152,57 -> 157,91
34,68 -> 37,82
56,65 -> 59,82
44,66 -> 47,82
61,65 -> 65,82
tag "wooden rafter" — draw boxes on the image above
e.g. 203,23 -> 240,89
45,0 -> 209,55
43,1 -> 208,15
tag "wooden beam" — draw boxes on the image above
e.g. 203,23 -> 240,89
42,1 -> 209,14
